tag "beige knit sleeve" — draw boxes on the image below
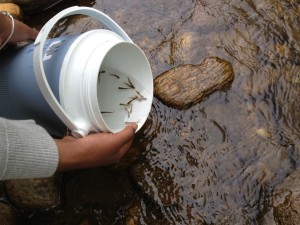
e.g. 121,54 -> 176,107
0,118 -> 59,180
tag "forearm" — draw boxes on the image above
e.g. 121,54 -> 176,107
0,118 -> 59,180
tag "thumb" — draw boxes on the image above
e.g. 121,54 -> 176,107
109,123 -> 138,156
113,123 -> 138,144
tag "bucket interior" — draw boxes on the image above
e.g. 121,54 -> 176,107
97,42 -> 153,133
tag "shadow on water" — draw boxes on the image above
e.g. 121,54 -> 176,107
24,0 -> 300,224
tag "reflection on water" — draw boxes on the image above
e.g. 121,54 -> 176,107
26,0 -> 300,224
136,1 -> 300,224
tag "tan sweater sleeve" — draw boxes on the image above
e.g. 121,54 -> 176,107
0,118 -> 59,180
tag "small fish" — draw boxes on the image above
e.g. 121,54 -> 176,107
119,77 -> 135,89
109,73 -> 120,79
126,77 -> 135,89
127,96 -> 138,104
135,90 -> 147,101
120,103 -> 132,117
98,71 -> 105,82
120,103 -> 130,106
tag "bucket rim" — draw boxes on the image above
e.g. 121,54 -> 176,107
85,41 -> 153,133
33,6 -> 135,137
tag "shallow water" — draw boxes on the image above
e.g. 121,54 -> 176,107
25,0 -> 300,224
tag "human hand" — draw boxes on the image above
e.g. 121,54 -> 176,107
10,17 -> 38,44
54,123 -> 138,171
0,13 -> 38,47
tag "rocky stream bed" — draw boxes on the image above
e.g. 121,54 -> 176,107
1,0 -> 300,224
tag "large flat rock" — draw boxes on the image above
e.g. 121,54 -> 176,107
154,57 -> 234,109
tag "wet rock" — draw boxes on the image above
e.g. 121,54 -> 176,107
280,63 -> 300,84
273,169 -> 300,225
107,145 -> 142,172
77,217 -> 98,225
65,167 -> 136,210
130,162 -> 180,206
255,128 -> 272,139
170,30 -> 221,66
154,57 -> 234,109
122,197 -> 174,225
275,44 -> 300,66
0,201 -> 18,225
124,205 -> 171,225
0,3 -> 23,20
4,174 -> 60,211
123,201 -> 142,225
26,206 -> 113,225
0,0 -> 64,13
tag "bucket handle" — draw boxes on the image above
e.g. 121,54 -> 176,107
33,6 -> 133,137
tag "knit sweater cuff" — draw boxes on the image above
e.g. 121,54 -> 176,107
0,118 -> 59,180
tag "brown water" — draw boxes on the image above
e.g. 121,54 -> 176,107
24,0 -> 300,224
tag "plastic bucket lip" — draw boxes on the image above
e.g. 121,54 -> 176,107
83,35 -> 122,133
59,29 -> 124,133
86,40 -> 153,133
33,6 -> 153,137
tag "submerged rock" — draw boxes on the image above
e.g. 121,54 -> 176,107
0,201 -> 18,225
130,162 -> 180,206
0,0 -> 64,13
4,174 -> 60,211
154,57 -> 234,109
107,145 -> 142,172
273,169 -> 300,225
123,199 -> 173,225
256,128 -> 272,139
65,167 -> 136,210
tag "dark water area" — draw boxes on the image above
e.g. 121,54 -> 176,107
24,0 -> 300,224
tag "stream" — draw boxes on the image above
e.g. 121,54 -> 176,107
24,0 -> 300,224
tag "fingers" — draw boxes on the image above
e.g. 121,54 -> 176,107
113,124 -> 138,159
98,123 -> 137,157
27,27 -> 39,40
9,19 -> 38,44
92,123 -> 137,164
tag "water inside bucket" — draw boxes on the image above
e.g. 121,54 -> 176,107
97,68 -> 152,132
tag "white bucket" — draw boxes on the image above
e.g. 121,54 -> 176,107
32,6 -> 153,137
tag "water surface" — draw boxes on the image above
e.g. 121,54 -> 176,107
25,0 -> 300,224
